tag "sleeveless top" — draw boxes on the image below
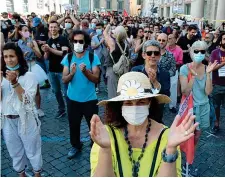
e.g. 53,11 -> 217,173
106,39 -> 129,67
90,126 -> 182,177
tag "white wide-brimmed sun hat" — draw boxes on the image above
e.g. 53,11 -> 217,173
98,72 -> 171,106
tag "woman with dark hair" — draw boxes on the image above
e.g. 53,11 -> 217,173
90,72 -> 199,177
17,24 -> 48,117
1,42 -> 42,177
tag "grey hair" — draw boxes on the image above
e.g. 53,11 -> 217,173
191,40 -> 208,51
142,40 -> 161,53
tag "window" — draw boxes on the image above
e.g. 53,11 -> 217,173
106,0 -> 111,9
94,0 -> 100,9
185,4 -> 191,15
137,0 -> 142,5
118,0 -> 124,10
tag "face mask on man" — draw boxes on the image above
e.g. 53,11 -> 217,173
193,53 -> 205,63
122,105 -> 149,126
91,23 -> 96,29
96,29 -> 102,36
65,23 -> 72,29
74,43 -> 84,53
205,30 -> 209,33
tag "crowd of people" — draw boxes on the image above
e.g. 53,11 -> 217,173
1,10 -> 225,177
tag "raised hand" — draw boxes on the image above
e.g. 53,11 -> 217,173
167,113 -> 199,149
206,61 -> 218,73
89,115 -> 111,148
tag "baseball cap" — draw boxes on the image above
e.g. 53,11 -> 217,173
33,17 -> 41,27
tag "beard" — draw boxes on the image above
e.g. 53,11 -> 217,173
221,43 -> 225,49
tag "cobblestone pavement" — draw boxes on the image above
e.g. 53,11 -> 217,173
1,83 -> 225,177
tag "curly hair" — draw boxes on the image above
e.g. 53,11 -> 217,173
1,42 -> 28,77
71,30 -> 91,49
104,98 -> 162,128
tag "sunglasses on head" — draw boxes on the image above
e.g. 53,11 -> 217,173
158,39 -> 166,42
194,50 -> 206,54
74,40 -> 84,44
146,51 -> 160,56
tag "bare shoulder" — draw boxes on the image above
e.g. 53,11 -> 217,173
150,119 -> 168,139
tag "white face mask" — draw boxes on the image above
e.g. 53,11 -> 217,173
122,105 -> 149,126
74,43 -> 84,53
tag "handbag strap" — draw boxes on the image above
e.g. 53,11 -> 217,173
149,128 -> 168,177
116,41 -> 127,56
109,126 -> 123,177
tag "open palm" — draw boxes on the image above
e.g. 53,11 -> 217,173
167,113 -> 199,148
90,115 -> 111,148
206,61 -> 218,73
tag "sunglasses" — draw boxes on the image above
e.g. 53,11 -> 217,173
194,50 -> 206,54
74,40 -> 84,44
146,51 -> 160,56
144,30 -> 151,33
158,39 -> 166,42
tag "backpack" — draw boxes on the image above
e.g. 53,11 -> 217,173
67,52 -> 94,72
110,42 -> 130,76
67,52 -> 101,83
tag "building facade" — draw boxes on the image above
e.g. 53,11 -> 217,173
158,0 -> 225,27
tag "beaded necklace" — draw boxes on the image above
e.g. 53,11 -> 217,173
124,118 -> 151,177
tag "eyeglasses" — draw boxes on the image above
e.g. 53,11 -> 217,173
157,39 -> 166,42
74,40 -> 84,44
194,50 -> 206,54
146,51 -> 160,56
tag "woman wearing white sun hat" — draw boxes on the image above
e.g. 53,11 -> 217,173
90,72 -> 199,177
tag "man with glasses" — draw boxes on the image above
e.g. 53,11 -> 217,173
143,27 -> 152,40
61,30 -> 100,159
131,40 -> 170,123
157,33 -> 176,113
42,21 -> 70,118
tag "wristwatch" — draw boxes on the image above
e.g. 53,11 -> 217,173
162,148 -> 178,163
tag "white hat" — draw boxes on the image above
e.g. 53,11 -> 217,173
98,72 -> 171,106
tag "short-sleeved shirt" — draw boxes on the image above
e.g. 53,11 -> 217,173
158,50 -> 176,77
47,35 -> 70,73
61,51 -> 101,102
90,126 -> 182,177
177,34 -> 197,64
210,49 -> 225,86
180,64 -> 209,106
18,39 -> 36,61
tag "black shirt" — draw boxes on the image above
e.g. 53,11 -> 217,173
1,19 -> 12,41
34,26 -> 49,55
177,34 -> 197,64
47,35 -> 70,73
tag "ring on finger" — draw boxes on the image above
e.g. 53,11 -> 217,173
184,130 -> 188,136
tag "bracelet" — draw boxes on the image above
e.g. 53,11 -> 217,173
162,148 -> 178,163
11,80 -> 18,85
12,83 -> 19,88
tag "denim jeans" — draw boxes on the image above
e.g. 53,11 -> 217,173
48,72 -> 66,112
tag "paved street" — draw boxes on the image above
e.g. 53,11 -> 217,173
1,83 -> 225,177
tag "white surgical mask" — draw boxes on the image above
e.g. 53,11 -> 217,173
122,105 -> 149,126
74,43 -> 84,53
65,23 -> 72,29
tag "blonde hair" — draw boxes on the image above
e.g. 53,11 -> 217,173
114,26 -> 127,42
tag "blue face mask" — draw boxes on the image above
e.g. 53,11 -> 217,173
96,29 -> 102,36
6,64 -> 20,71
193,53 -> 205,63
91,23 -> 96,29
11,19 -> 16,25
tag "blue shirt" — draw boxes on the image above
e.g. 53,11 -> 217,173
61,51 -> 101,102
18,38 -> 36,61
131,65 -> 170,96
